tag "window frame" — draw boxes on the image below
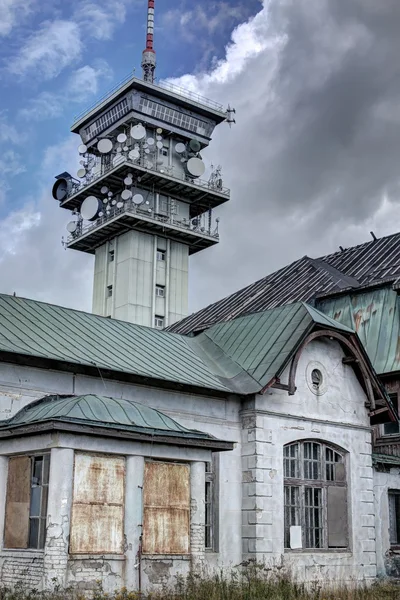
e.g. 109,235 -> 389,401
154,316 -> 164,328
284,441 -> 348,552
389,489 -> 400,547
157,250 -> 166,262
155,285 -> 165,298
382,393 -> 400,436
107,285 -> 113,298
4,453 -> 50,551
205,454 -> 219,552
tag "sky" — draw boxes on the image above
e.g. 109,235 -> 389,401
1,0 -> 400,316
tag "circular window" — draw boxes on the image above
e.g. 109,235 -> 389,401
306,362 -> 328,395
311,369 -> 323,391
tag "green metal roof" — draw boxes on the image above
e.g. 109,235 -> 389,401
0,394 -> 234,449
1,394 -> 211,438
0,294 -> 229,393
0,294 -> 356,396
193,303 -> 354,393
317,287 -> 400,375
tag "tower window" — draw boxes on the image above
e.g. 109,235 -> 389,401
109,250 -> 115,262
107,285 -> 113,297
162,148 -> 168,157
156,285 -> 165,298
155,316 -> 164,328
157,250 -> 166,261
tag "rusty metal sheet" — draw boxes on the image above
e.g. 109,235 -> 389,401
73,453 -> 125,505
143,462 -> 190,555
4,456 -> 31,549
70,453 -> 125,554
70,504 -> 124,554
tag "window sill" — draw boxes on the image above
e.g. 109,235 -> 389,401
69,554 -> 125,561
0,549 -> 44,557
285,549 -> 351,555
141,554 -> 190,560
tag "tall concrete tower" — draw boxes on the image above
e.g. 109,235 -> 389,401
52,0 -> 234,328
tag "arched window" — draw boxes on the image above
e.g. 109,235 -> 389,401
284,441 -> 348,550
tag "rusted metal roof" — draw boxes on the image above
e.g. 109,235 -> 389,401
2,394 -> 219,441
168,231 -> 400,335
317,287 -> 400,375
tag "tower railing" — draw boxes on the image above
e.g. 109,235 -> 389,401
67,153 -> 230,201
73,75 -> 225,124
67,199 -> 220,245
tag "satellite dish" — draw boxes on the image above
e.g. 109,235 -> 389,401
117,147 -> 122,153
133,194 -> 144,205
111,199 -> 117,206
52,177 -> 72,202
131,124 -> 146,140
101,186 -> 109,195
156,141 -> 163,150
99,211 -> 104,217
77,168 -> 86,178
123,146 -> 129,151
147,138 -> 155,146
117,133 -> 127,144
129,150 -> 140,161
117,201 -> 124,209
78,144 -> 87,154
146,161 -> 154,170
66,221 -> 77,233
175,142 -> 186,154
124,176 -> 133,186
186,157 -> 205,178
145,149 -> 150,154
80,196 -> 101,221
156,135 -> 163,141
156,128 -> 163,134
97,139 -> 113,154
189,139 -> 201,153
121,189 -> 132,201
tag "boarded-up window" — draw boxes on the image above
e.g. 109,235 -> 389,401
4,455 -> 50,550
70,453 -> 125,554
143,462 -> 190,555
389,490 -> 400,545
327,486 -> 348,547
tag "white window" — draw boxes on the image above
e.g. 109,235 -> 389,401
157,250 -> 166,261
154,316 -> 164,328
156,285 -> 165,298
284,441 -> 348,550
107,285 -> 113,298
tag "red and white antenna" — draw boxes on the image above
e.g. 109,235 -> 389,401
142,0 -> 156,84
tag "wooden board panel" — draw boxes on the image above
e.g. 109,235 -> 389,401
4,456 -> 31,549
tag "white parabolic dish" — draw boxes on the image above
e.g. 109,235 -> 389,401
131,125 -> 146,140
77,168 -> 86,178
121,189 -> 132,200
97,139 -> 113,154
78,144 -> 87,154
133,194 -> 144,205
66,221 -> 77,233
81,196 -> 100,220
187,157 -> 205,178
175,142 -> 186,154
117,133 -> 127,143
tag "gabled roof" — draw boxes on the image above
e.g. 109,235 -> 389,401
167,231 -> 400,335
192,303 -> 353,394
0,394 -> 233,450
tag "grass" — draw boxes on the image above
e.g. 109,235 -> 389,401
0,564 -> 398,600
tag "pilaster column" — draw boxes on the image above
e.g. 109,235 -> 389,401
43,448 -> 74,588
190,461 -> 205,568
125,455 -> 144,590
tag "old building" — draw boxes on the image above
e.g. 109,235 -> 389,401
0,293 -> 397,590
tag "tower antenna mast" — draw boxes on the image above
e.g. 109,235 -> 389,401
142,0 -> 156,83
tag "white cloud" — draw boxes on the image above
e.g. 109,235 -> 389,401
0,150 -> 25,176
8,20 -> 83,80
0,206 -> 40,256
74,1 -> 127,41
66,60 -> 113,102
19,92 -> 64,121
0,0 -> 34,36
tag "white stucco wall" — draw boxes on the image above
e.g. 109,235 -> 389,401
374,467 -> 400,578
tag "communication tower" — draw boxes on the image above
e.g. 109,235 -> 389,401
52,0 -> 234,328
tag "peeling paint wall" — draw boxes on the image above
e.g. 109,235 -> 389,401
374,466 -> 400,578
